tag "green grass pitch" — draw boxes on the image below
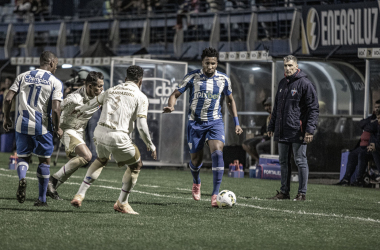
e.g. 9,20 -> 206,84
0,152 -> 379,250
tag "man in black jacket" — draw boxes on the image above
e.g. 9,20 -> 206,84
267,55 -> 319,201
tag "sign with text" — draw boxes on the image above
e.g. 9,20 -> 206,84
302,3 -> 379,55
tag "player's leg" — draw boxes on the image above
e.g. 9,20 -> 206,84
35,157 -> 51,206
208,140 -> 225,207
71,129 -> 108,207
71,157 -> 108,208
48,130 -> 91,200
113,141 -> 141,214
115,162 -> 141,214
190,150 -> 203,201
188,120 -> 207,201
206,120 -> 226,207
14,132 -> 33,203
33,131 -> 55,206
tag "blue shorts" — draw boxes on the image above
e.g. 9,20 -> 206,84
187,119 -> 225,153
16,131 -> 54,158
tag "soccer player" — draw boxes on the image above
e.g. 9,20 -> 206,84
47,71 -> 104,200
70,65 -> 157,214
3,51 -> 63,206
163,47 -> 243,207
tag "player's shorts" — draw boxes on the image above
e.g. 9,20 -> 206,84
16,131 -> 54,158
61,129 -> 86,158
93,126 -> 141,166
187,119 -> 225,154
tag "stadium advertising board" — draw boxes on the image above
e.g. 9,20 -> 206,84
302,2 -> 380,55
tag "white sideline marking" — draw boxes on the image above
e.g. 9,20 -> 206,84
1,171 -> 380,224
0,168 -> 160,188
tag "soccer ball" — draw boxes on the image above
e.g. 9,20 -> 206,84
216,190 -> 236,208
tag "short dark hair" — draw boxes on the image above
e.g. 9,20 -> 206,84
126,65 -> 144,83
375,99 -> 380,104
85,71 -> 104,86
40,51 -> 57,66
201,47 -> 218,61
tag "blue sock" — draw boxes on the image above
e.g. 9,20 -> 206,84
189,161 -> 202,184
17,160 -> 29,180
37,164 -> 50,203
211,150 -> 224,195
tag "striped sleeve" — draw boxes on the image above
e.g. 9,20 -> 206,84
177,71 -> 196,93
223,76 -> 232,96
52,77 -> 64,101
9,73 -> 24,94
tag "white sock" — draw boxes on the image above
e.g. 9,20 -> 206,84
118,167 -> 140,205
76,160 -> 104,198
54,156 -> 88,188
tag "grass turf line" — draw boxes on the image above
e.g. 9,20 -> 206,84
0,153 -> 379,250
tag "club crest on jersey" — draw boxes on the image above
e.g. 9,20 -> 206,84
291,89 -> 297,96
217,79 -> 224,88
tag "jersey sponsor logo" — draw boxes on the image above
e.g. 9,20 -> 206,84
25,74 -> 51,85
193,91 -> 219,100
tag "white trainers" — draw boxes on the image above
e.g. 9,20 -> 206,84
70,194 -> 84,208
113,200 -> 139,215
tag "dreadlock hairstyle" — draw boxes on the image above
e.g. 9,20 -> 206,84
126,65 -> 144,83
201,47 -> 219,61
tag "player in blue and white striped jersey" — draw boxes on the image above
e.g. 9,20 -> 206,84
3,51 -> 63,207
163,47 -> 243,207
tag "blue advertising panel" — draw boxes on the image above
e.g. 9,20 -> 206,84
302,2 -> 380,55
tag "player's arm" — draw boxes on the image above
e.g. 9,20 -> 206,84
75,92 -> 105,115
136,117 -> 157,160
3,90 -> 16,132
52,100 -> 63,138
163,90 -> 182,113
226,94 -> 243,135
61,94 -> 79,110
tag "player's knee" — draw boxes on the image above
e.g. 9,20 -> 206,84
129,161 -> 143,171
82,152 -> 92,163
97,157 -> 108,165
211,150 -> 224,166
191,159 -> 202,168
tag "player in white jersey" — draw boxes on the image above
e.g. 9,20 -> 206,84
70,65 -> 157,214
46,71 -> 104,200
164,47 -> 243,207
3,51 -> 63,206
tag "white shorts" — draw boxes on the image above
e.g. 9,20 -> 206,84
61,129 -> 86,158
94,126 -> 141,166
